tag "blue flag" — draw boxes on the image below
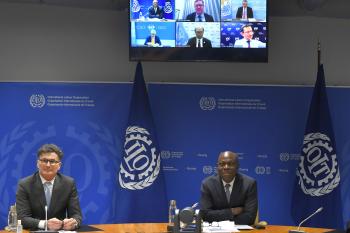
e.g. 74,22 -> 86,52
291,65 -> 344,229
116,62 -> 168,222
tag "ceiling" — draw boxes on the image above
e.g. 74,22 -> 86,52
0,0 -> 350,19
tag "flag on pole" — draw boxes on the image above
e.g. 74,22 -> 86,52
116,62 -> 168,222
291,64 -> 344,229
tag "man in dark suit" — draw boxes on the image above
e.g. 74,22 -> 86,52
236,0 -> 254,19
16,144 -> 82,230
200,151 -> 257,225
186,0 -> 214,22
187,26 -> 212,48
148,0 -> 164,19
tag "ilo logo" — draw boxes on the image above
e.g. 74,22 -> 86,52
280,153 -> 290,162
199,97 -> 216,110
29,94 -> 46,108
161,150 -> 171,159
202,166 -> 213,175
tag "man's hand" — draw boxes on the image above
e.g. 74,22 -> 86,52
47,218 -> 63,231
231,207 -> 243,216
63,218 -> 78,231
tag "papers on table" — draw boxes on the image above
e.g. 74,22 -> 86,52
202,221 -> 254,233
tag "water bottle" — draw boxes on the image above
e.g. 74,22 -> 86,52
168,200 -> 177,225
16,220 -> 23,233
139,11 -> 143,20
7,205 -> 17,231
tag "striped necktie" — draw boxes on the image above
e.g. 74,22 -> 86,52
44,182 -> 52,208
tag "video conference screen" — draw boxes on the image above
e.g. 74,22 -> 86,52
129,0 -> 268,62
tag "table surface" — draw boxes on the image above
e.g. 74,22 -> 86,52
2,223 -> 334,233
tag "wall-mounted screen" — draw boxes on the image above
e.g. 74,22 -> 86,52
129,0 -> 268,62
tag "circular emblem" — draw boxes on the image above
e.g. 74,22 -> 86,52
164,1 -> 173,14
280,153 -> 290,162
119,126 -> 161,190
297,132 -> 340,196
161,150 -> 171,159
131,0 -> 141,13
202,166 -> 213,175
199,97 -> 216,111
29,94 -> 46,108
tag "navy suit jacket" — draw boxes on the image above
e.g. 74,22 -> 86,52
200,173 -> 258,225
186,37 -> 212,48
16,172 -> 82,230
236,6 -> 254,19
148,6 -> 164,19
185,12 -> 214,22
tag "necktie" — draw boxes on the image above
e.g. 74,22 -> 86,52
247,40 -> 251,48
44,182 -> 52,208
243,8 -> 247,19
198,15 -> 202,22
225,184 -> 231,203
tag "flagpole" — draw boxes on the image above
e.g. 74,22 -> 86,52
317,40 -> 321,67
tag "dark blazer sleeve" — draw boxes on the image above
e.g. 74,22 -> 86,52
203,38 -> 212,48
185,13 -> 195,21
236,7 -> 243,18
204,13 -> 214,22
248,7 -> 253,18
186,37 -> 196,47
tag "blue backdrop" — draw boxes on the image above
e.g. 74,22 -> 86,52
0,82 -> 349,228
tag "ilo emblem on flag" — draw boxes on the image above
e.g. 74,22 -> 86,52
164,0 -> 173,14
29,94 -> 46,108
221,0 -> 232,17
119,126 -> 161,190
199,97 -> 216,110
297,132 -> 340,197
131,0 -> 141,12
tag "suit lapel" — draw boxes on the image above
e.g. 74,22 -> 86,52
33,173 -> 47,211
214,175 -> 228,204
230,173 -> 242,205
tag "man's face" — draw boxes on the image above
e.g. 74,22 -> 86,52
194,0 -> 204,14
217,152 -> 238,183
37,152 -> 61,181
241,26 -> 254,40
195,28 -> 204,39
242,1 -> 248,8
153,0 -> 158,8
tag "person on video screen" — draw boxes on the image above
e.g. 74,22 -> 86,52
144,29 -> 162,47
148,0 -> 164,19
186,26 -> 212,48
186,0 -> 214,22
236,0 -> 253,20
234,24 -> 265,48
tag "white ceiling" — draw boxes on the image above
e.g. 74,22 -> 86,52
0,0 -> 350,19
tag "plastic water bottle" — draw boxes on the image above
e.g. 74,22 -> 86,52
7,205 -> 17,231
16,220 -> 23,233
168,200 -> 177,225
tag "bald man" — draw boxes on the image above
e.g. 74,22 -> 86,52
200,151 -> 258,225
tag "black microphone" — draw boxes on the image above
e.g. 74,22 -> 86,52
289,207 -> 323,233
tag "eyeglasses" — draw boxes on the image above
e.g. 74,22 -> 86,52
38,159 -> 60,165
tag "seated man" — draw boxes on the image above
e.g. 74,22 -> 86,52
186,0 -> 214,22
144,29 -> 162,47
234,24 -> 266,48
186,26 -> 212,48
148,0 -> 164,19
236,0 -> 253,20
200,151 -> 257,225
16,144 -> 82,230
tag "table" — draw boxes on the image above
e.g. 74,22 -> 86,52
2,223 -> 333,233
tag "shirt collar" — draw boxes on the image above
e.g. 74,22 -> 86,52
39,174 -> 56,185
222,176 -> 235,187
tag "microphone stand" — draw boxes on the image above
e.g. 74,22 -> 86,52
289,208 -> 323,233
